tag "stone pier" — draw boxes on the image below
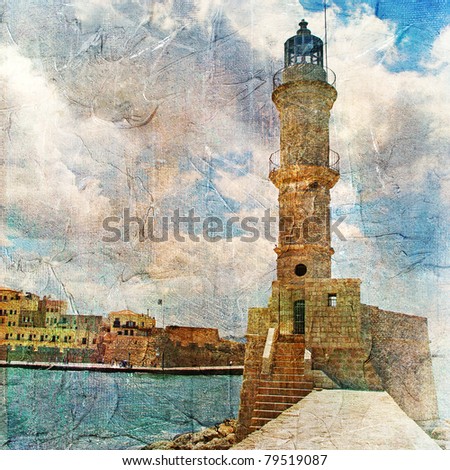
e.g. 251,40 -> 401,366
234,390 -> 441,450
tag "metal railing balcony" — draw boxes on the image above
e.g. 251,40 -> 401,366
273,64 -> 336,90
269,148 -> 340,175
269,150 -> 280,173
329,149 -> 340,173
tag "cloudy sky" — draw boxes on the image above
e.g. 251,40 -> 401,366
0,0 -> 449,361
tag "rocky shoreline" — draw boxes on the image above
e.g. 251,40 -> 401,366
141,415 -> 450,451
142,419 -> 238,450
428,419 -> 450,450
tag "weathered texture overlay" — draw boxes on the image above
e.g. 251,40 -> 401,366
0,0 -> 449,449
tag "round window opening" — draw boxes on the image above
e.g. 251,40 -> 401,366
295,264 -> 307,277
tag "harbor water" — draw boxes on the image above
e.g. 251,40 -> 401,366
1,368 -> 242,450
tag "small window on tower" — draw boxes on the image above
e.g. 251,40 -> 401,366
328,294 -> 337,307
294,264 -> 307,277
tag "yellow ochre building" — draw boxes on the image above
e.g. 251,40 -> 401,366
0,287 -> 103,349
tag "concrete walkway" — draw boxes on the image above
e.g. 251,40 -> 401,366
234,390 -> 441,450
0,360 -> 243,375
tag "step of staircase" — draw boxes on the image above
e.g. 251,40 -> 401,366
253,409 -> 285,419
277,334 -> 305,342
272,366 -> 306,375
258,380 -> 313,389
256,394 -> 303,404
249,417 -> 272,429
274,347 -> 305,351
254,401 -> 298,412
261,371 -> 306,378
257,387 -> 312,397
269,374 -> 310,383
272,361 -> 305,366
248,334 -> 312,432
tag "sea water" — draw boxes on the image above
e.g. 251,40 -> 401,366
2,358 -> 449,450
2,368 -> 242,450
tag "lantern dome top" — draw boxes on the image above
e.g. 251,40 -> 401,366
297,19 -> 311,35
284,19 -> 323,68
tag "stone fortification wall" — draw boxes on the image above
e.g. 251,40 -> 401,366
165,325 -> 220,347
100,329 -> 244,368
362,305 -> 439,422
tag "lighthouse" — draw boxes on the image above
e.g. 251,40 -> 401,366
272,19 -> 339,287
237,19 -> 438,439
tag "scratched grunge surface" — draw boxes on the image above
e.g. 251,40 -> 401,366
0,0 -> 449,449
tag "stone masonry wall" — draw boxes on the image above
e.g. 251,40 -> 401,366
301,279 -> 382,390
304,278 -> 363,348
165,326 -> 220,347
247,308 -> 271,335
246,280 -> 383,390
310,346 -> 382,390
100,330 -> 244,368
236,335 -> 266,439
362,305 -> 439,422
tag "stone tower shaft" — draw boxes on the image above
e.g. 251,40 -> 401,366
270,22 -> 339,285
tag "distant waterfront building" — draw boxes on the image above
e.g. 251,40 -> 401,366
108,310 -> 156,337
77,314 -> 104,333
237,20 -> 438,438
0,288 -> 21,328
41,296 -> 69,327
0,287 -> 103,349
0,287 -> 245,367
19,292 -> 42,328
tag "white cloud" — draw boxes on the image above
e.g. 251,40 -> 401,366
0,235 -> 11,247
336,222 -> 364,240
426,24 -> 450,70
0,46 -> 112,236
194,0 -> 323,59
71,0 -> 133,29
214,167 -> 275,208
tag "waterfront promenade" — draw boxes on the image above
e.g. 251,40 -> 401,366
0,360 -> 244,375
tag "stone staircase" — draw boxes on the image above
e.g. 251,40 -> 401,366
250,335 -> 313,431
